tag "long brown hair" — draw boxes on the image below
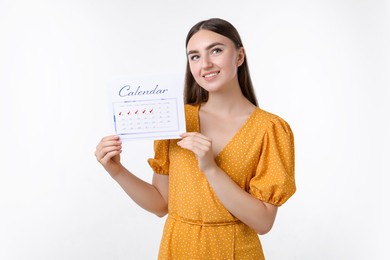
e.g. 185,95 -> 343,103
184,18 -> 258,106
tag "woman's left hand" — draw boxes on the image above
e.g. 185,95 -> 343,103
177,132 -> 217,172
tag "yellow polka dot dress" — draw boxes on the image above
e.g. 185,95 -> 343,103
148,104 -> 296,259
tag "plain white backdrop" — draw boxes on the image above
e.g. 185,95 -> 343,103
0,0 -> 388,259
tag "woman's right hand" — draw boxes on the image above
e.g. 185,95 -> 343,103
95,135 -> 123,178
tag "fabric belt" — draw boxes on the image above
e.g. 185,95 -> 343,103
169,213 -> 241,227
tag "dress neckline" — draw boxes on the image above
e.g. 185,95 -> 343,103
194,104 -> 259,159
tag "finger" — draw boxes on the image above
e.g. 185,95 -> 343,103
178,135 -> 211,148
178,136 -> 211,145
177,139 -> 210,156
97,135 -> 118,147
178,141 -> 203,155
100,150 -> 121,165
101,135 -> 120,141
96,144 -> 122,161
180,132 -> 211,142
98,140 -> 122,150
96,137 -> 121,155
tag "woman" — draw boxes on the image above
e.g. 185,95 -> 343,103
95,18 -> 296,259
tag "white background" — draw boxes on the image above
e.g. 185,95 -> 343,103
0,0 -> 388,259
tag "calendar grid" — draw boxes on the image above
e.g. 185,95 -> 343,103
113,98 -> 180,137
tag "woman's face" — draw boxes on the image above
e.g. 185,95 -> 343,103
186,29 -> 244,93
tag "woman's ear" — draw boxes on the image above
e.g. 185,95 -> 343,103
237,47 -> 245,67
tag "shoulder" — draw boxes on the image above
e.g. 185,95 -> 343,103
253,107 -> 289,125
252,107 -> 293,134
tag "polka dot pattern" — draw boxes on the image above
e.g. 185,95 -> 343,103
147,104 -> 296,259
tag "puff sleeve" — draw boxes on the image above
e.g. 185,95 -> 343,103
147,139 -> 170,175
249,118 -> 296,206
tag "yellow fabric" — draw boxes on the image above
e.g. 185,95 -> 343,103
148,104 -> 296,259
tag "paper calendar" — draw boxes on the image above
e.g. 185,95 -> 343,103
109,74 -> 186,140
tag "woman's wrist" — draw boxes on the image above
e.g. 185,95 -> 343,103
202,163 -> 221,179
108,164 -> 126,181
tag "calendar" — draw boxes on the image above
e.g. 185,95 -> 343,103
109,74 -> 186,140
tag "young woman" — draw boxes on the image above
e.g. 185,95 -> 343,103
95,18 -> 296,259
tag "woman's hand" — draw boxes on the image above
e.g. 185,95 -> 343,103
95,135 -> 123,178
177,132 -> 217,172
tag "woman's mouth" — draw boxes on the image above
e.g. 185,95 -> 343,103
203,72 -> 219,79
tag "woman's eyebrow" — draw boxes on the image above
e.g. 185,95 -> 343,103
187,42 -> 225,56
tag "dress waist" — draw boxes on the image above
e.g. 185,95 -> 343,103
169,213 -> 241,227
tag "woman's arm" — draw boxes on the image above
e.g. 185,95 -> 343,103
199,166 -> 277,234
113,171 -> 169,217
95,135 -> 168,217
178,132 -> 277,234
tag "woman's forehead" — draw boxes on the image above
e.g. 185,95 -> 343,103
186,30 -> 233,51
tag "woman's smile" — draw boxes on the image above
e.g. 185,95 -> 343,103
203,71 -> 220,80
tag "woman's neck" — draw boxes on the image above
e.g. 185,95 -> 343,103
202,84 -> 255,117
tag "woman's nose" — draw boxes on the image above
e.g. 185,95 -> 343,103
201,56 -> 213,69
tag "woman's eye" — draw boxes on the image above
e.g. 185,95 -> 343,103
190,55 -> 200,61
212,48 -> 222,54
